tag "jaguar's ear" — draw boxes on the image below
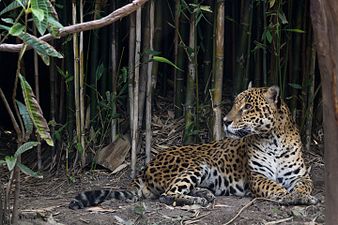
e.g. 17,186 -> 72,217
247,81 -> 252,89
264,86 -> 280,106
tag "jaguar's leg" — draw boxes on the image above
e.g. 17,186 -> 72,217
159,171 -> 210,207
286,175 -> 318,205
249,173 -> 317,205
191,187 -> 215,203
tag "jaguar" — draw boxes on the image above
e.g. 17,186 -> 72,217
69,85 -> 318,209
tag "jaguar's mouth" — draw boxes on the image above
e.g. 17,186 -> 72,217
224,126 -> 251,139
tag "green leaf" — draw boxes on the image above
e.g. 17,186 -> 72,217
278,11 -> 288,24
9,23 -> 25,36
19,74 -> 54,146
0,0 -> 28,16
1,18 -> 14,24
16,0 -> 29,8
76,143 -> 83,154
265,30 -> 273,43
0,24 -> 10,31
143,49 -> 161,56
134,204 -> 145,216
200,5 -> 212,13
96,63 -> 105,81
16,100 -> 34,135
284,28 -> 305,33
31,0 -> 48,35
36,50 -> 50,65
18,32 -> 63,58
120,67 -> 128,83
288,83 -> 302,89
47,15 -> 63,38
0,160 -> 6,166
151,56 -> 183,71
15,141 -> 39,157
32,8 -> 45,22
269,0 -> 276,8
17,162 -> 43,178
5,156 -> 16,171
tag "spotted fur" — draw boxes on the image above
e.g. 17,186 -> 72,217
69,86 -> 317,209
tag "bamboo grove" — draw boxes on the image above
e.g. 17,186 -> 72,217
0,0 -> 321,176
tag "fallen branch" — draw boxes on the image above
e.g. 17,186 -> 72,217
264,217 -> 293,225
223,197 -> 280,225
0,0 -> 149,53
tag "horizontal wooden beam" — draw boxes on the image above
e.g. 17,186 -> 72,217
0,0 -> 149,53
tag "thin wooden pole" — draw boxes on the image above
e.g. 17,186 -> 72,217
33,25 -> 42,170
79,0 -> 86,166
131,7 -> 141,178
111,1 -> 118,142
145,0 -> 154,163
72,0 -> 81,168
212,0 -> 224,141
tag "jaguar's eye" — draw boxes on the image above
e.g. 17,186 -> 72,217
243,103 -> 252,110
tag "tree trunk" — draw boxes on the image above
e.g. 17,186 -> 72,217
310,0 -> 338,224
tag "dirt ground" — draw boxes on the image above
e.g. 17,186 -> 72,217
15,155 -> 324,225
1,103 -> 325,225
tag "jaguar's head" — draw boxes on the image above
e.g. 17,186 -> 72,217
223,86 -> 281,139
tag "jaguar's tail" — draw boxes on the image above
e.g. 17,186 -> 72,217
69,189 -> 139,209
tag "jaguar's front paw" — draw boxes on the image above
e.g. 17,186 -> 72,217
280,193 -> 319,205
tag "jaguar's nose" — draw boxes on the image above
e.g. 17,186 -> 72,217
223,117 -> 232,126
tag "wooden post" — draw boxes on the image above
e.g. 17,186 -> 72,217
310,0 -> 338,224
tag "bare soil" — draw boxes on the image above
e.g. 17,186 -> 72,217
15,156 -> 324,225
1,103 -> 325,225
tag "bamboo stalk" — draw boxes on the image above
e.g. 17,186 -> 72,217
212,0 -> 224,141
111,0 -> 118,142
150,0 -> 162,95
72,0 -> 81,168
33,25 -> 42,170
49,49 -> 56,171
131,7 -> 142,178
79,0 -> 86,166
128,10 -> 136,142
304,42 -> 316,152
138,3 -> 150,128
289,0 -> 303,111
145,0 -> 154,163
89,0 -> 102,125
262,1 -> 267,86
174,0 -> 188,117
202,0 -> 214,98
233,0 -> 252,94
183,7 -> 196,144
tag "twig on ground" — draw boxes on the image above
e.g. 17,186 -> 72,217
223,197 -> 279,225
264,217 -> 293,225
